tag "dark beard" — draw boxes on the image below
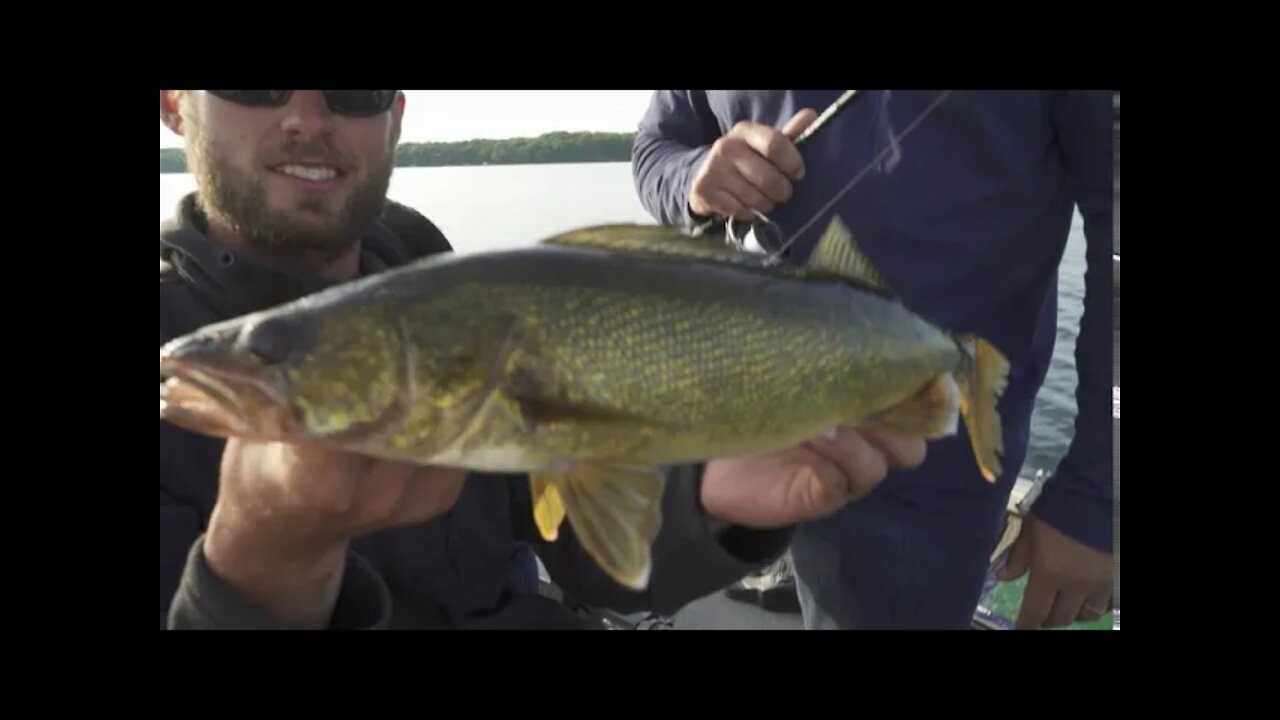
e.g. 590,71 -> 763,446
187,130 -> 393,265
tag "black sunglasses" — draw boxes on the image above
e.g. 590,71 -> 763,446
207,90 -> 397,117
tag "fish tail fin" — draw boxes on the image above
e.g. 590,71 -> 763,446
530,463 -> 665,591
956,336 -> 1010,483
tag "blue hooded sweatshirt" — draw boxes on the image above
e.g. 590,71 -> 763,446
631,90 -> 1114,554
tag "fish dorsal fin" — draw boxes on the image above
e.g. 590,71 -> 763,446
542,224 -> 772,268
543,223 -> 689,248
807,215 -> 894,294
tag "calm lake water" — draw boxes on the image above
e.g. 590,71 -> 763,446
159,162 -> 1088,479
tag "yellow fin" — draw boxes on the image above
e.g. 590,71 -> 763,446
539,463 -> 665,591
807,215 -> 894,294
541,224 -> 772,266
956,336 -> 1011,483
867,374 -> 962,439
530,473 -> 567,541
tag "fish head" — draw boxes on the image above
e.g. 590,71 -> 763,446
159,296 -> 408,445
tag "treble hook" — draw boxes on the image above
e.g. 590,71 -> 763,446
725,209 -> 785,257
690,90 -> 864,251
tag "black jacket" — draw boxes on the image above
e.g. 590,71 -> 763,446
159,193 -> 793,629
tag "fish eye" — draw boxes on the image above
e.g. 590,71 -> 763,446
243,316 -> 304,366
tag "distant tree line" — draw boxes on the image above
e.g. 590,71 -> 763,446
159,131 -> 637,173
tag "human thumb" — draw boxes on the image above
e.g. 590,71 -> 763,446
781,108 -> 818,139
998,533 -> 1032,582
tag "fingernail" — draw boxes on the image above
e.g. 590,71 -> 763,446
825,427 -> 839,442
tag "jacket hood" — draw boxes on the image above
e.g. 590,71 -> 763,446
159,192 -> 450,318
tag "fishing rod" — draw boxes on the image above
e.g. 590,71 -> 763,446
690,90 -> 956,263
689,90 -> 863,247
767,89 -> 954,262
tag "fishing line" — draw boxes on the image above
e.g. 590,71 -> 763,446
765,89 -> 956,264
694,90 -> 862,246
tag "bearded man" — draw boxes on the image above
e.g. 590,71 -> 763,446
158,90 -> 924,630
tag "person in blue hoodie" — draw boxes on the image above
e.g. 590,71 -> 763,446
631,90 -> 1114,630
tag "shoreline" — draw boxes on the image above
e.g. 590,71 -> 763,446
159,159 -> 634,175
161,131 -> 637,174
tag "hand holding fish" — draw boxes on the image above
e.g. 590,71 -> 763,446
202,439 -> 465,628
160,215 -> 1010,594
700,426 -> 926,528
998,513 -> 1114,629
688,108 -> 818,221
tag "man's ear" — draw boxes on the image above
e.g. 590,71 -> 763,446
160,90 -> 185,137
389,91 -> 406,146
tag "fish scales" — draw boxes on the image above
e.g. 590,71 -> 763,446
367,244 -> 961,467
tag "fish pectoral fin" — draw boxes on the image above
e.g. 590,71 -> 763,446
513,393 -> 651,428
542,463 -> 666,591
806,215 -> 896,296
530,473 -> 567,541
866,374 -> 962,439
506,363 -> 652,430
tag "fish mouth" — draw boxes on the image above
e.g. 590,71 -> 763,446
159,355 -> 295,440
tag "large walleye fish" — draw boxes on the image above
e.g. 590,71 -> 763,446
159,216 -> 1009,590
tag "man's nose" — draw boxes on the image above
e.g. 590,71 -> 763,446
279,91 -> 335,140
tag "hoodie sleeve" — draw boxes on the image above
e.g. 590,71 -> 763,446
161,422 -> 393,631
631,91 -> 725,230
160,487 -> 204,629
165,533 -> 393,630
1030,90 -> 1116,555
511,464 -> 794,616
